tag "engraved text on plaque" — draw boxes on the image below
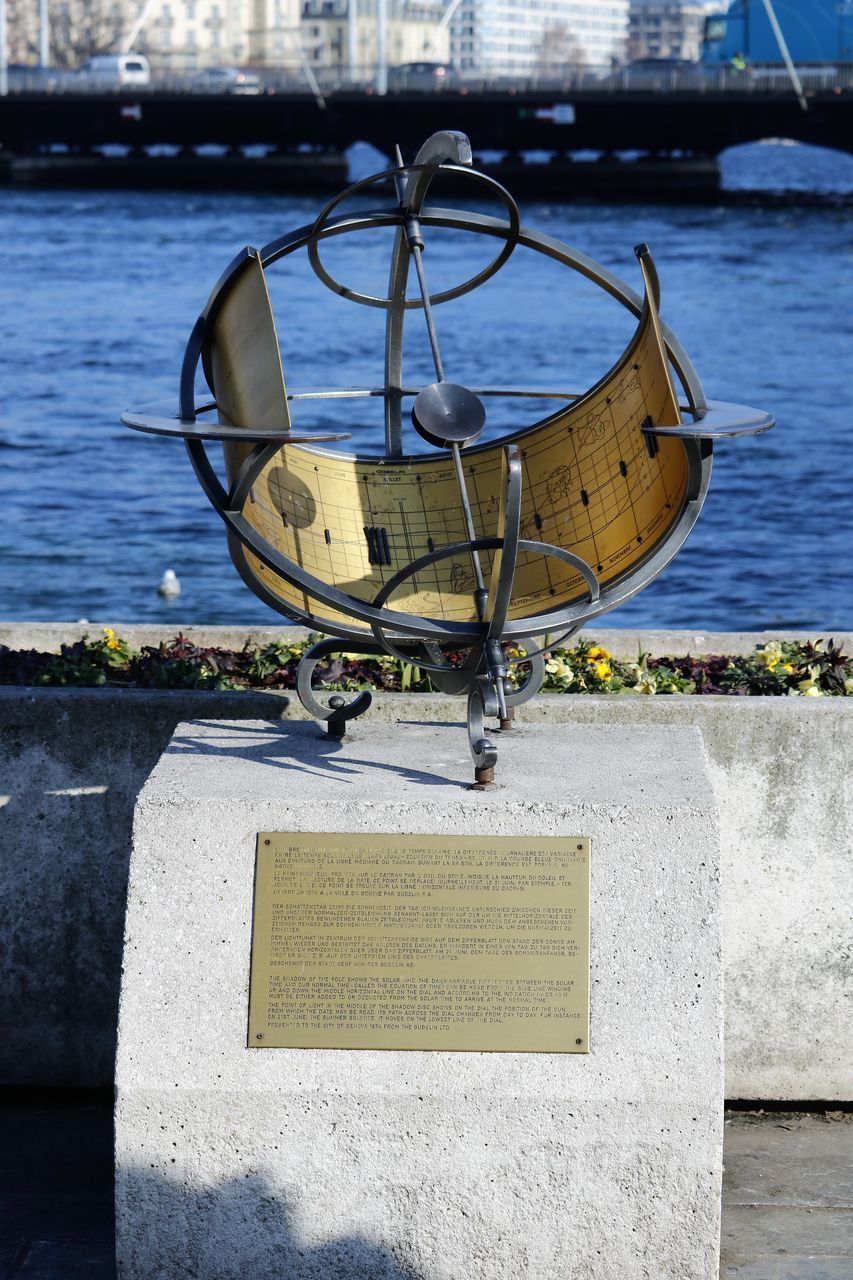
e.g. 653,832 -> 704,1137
248,832 -> 589,1052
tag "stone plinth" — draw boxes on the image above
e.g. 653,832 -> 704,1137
116,719 -> 722,1279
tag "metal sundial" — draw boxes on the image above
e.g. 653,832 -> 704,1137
123,130 -> 773,786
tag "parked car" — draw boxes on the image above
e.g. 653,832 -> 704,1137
387,62 -> 455,91
76,54 -> 151,88
192,67 -> 262,95
604,57 -> 699,89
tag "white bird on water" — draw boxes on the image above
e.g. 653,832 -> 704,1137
158,568 -> 181,598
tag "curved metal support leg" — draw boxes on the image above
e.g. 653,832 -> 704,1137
296,637 -> 374,738
468,677 -> 499,788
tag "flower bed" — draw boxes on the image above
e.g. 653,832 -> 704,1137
0,630 -> 850,697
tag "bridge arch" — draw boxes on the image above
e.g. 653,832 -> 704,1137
719,139 -> 853,194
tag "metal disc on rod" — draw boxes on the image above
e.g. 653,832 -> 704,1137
412,382 -> 487,449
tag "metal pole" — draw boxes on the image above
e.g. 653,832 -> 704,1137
760,0 -> 808,112
282,23 -> 327,109
376,0 -> 387,95
122,0 -> 156,53
424,0 -> 464,61
39,0 -> 49,66
348,0 -> 358,82
0,0 -> 7,98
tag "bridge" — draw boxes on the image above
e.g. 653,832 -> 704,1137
1,73 -> 851,194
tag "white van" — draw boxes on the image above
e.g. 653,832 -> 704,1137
77,55 -> 151,88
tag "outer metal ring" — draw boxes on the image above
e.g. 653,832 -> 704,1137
368,536 -> 502,672
306,162 -> 521,311
174,204 -> 712,647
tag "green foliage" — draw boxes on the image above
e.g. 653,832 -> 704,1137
0,629 -> 850,698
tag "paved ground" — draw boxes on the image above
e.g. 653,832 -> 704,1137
0,1094 -> 850,1278
721,1110 -> 853,1279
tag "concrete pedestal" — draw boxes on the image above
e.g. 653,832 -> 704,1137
116,719 -> 723,1279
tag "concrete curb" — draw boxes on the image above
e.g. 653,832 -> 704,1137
2,622 -> 851,660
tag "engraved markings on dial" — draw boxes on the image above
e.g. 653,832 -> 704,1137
364,526 -> 392,566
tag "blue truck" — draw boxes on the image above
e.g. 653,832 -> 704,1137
702,0 -> 853,66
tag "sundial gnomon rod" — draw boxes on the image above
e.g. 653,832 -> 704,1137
393,146 -> 507,719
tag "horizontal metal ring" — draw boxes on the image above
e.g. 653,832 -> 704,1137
306,162 -> 520,310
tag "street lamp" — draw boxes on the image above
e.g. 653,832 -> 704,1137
376,0 -> 386,94
39,0 -> 49,66
0,0 -> 7,97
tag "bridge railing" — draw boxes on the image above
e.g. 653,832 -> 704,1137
5,62 -> 853,97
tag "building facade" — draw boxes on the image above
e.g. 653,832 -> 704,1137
449,0 -> 631,74
300,0 -> 449,74
628,1 -> 723,63
129,0 -> 449,72
130,0 -> 304,71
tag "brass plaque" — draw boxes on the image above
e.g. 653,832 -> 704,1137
248,832 -> 590,1053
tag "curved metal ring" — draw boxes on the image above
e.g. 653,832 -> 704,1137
306,163 -> 521,311
468,678 -> 499,770
368,537 -> 503,671
504,650 -> 547,707
425,652 -> 486,697
295,637 -> 373,724
515,539 -> 600,602
137,178 -> 718,651
485,444 -> 523,643
366,530 -> 598,681
505,623 -> 586,666
121,404 -> 350,444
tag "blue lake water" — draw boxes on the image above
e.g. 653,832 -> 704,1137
1,141 -> 852,632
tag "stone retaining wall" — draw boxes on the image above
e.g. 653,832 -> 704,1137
1,665 -> 850,1099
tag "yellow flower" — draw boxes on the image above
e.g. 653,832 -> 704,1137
844,677 -> 853,695
802,686 -> 824,697
103,627 -> 120,651
545,656 -> 573,682
780,663 -> 794,674
798,664 -> 822,694
593,660 -> 612,681
587,645 -> 610,661
755,641 -> 782,671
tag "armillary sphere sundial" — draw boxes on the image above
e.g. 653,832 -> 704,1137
123,130 -> 773,787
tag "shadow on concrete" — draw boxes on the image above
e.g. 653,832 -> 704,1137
0,1087 -> 115,1279
5,1092 -> 853,1279
170,717 -> 469,790
0,1086 -> 423,1279
116,1167 -> 424,1280
0,689 -> 290,1089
